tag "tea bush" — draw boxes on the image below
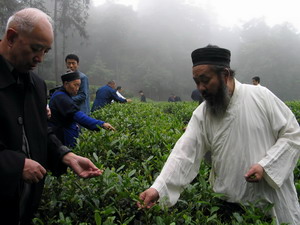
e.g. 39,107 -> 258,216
286,101 -> 300,124
35,101 -> 300,224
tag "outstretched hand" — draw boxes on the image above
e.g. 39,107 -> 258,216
137,188 -> 159,209
62,152 -> 103,178
244,163 -> 264,182
103,122 -> 115,131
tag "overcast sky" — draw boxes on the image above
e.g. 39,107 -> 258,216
92,0 -> 300,31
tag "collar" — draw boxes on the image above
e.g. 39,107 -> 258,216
0,55 -> 35,89
227,79 -> 240,109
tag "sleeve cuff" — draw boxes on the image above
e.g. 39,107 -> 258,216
258,161 -> 280,189
58,145 -> 72,160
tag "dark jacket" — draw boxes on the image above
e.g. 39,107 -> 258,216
49,87 -> 105,147
0,55 -> 70,224
72,71 -> 90,115
92,85 -> 127,112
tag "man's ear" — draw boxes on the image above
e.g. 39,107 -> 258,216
6,28 -> 18,47
223,68 -> 230,84
224,68 -> 230,77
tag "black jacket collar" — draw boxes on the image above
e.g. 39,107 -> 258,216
0,55 -> 35,89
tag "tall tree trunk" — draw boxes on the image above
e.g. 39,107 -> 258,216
54,0 -> 58,84
61,1 -> 68,73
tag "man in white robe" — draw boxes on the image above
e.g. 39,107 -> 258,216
138,45 -> 300,225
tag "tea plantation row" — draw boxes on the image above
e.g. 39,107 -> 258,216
34,101 -> 300,225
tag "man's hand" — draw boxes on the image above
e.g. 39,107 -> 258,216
126,98 -> 132,103
23,158 -> 46,183
137,188 -> 159,209
103,123 -> 115,131
62,152 -> 103,178
244,163 -> 264,182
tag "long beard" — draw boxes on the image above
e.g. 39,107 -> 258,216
205,79 -> 231,117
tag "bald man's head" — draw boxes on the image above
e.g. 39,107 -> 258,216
6,8 -> 53,34
0,8 -> 54,72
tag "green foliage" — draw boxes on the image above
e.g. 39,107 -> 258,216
0,0 -> 47,35
286,101 -> 300,124
86,56 -> 114,85
35,101 -> 299,224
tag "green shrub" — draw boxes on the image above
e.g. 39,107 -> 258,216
286,101 -> 300,123
35,101 -> 299,224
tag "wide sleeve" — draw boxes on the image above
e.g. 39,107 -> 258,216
47,127 -> 71,176
151,109 -> 208,206
258,90 -> 300,189
0,142 -> 25,196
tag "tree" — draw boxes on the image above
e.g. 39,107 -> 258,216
236,18 -> 300,100
0,0 -> 47,34
52,0 -> 90,84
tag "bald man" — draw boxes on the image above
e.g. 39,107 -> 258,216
0,8 -> 102,224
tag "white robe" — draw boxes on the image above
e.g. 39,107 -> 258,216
151,80 -> 300,224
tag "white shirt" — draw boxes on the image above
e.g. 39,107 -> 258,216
112,90 -> 126,103
116,90 -> 126,99
152,80 -> 300,225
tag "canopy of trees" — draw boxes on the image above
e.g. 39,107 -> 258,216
1,0 -> 300,101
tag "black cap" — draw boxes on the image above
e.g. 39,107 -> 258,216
61,71 -> 80,82
191,45 -> 231,68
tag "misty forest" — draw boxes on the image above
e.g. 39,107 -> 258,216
1,0 -> 300,101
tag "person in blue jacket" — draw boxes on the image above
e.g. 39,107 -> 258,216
65,54 -> 91,115
49,71 -> 115,147
91,80 -> 131,112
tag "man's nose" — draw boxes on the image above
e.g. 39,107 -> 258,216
198,83 -> 207,92
34,52 -> 45,63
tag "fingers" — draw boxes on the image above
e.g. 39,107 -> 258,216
244,172 -> 258,182
23,159 -> 46,183
137,192 -> 147,208
70,155 -> 103,178
107,124 -> 115,131
79,163 -> 103,178
137,188 -> 159,209
244,164 -> 264,183
103,123 -> 116,131
80,169 -> 103,178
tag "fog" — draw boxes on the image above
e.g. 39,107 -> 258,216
1,0 -> 300,101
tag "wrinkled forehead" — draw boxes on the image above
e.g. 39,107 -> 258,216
192,65 -> 212,77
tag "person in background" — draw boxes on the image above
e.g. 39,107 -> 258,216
139,90 -> 146,102
252,76 -> 260,85
112,86 -> 126,103
49,72 -> 115,147
116,86 -> 126,100
91,80 -> 131,112
138,45 -> 300,224
0,8 -> 102,225
65,54 -> 90,115
168,94 -> 181,102
191,88 -> 203,104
